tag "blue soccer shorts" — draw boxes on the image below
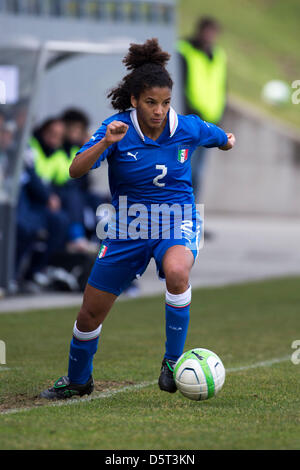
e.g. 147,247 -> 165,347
88,212 -> 203,296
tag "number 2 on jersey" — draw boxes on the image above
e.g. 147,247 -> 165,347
153,164 -> 167,187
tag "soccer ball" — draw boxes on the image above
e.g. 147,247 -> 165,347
261,80 -> 290,106
173,348 -> 225,401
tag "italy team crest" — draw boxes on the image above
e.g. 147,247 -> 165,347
178,148 -> 189,163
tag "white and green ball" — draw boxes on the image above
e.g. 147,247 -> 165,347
173,348 -> 225,401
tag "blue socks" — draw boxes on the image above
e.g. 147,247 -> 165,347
68,322 -> 102,385
164,286 -> 191,362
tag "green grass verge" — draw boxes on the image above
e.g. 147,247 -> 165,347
178,0 -> 300,129
0,277 -> 300,449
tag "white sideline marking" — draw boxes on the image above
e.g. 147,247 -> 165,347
226,355 -> 291,372
0,367 -> 10,372
0,355 -> 291,416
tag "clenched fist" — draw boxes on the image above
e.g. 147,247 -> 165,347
219,133 -> 236,151
104,121 -> 129,145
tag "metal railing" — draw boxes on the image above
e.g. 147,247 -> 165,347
0,0 -> 175,23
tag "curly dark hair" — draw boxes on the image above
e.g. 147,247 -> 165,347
108,38 -> 173,112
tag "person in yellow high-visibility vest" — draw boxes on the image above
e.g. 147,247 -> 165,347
178,17 -> 227,209
30,118 -> 69,186
30,118 -> 95,253
60,108 -> 110,251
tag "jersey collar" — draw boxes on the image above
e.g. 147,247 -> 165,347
130,107 -> 178,142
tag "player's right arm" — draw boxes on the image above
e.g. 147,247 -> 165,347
69,121 -> 128,178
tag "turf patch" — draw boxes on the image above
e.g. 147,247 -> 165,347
0,380 -> 135,414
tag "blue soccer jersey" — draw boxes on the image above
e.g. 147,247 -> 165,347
77,107 -> 227,208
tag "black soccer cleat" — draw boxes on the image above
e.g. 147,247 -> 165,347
40,375 -> 94,400
158,358 -> 177,393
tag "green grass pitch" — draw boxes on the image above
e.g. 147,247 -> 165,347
0,277 -> 300,449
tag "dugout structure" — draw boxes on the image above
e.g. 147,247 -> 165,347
0,39 -> 133,292
0,0 -> 178,294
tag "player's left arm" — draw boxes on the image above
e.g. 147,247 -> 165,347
218,132 -> 236,151
192,116 -> 235,151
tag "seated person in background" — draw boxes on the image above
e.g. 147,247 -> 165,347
30,117 -> 66,184
61,108 -> 111,243
16,145 -> 69,288
30,117 -> 96,253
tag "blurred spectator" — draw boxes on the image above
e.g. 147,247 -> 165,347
30,117 -> 67,184
61,108 -> 110,243
30,117 -> 96,253
61,108 -> 90,150
16,146 -> 69,289
178,17 -> 227,204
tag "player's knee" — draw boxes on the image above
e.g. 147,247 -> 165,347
165,264 -> 189,292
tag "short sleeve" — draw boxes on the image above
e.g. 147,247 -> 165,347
189,115 -> 228,148
76,123 -> 115,169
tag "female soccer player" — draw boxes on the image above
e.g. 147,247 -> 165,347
41,39 -> 235,399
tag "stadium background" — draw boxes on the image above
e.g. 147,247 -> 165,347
0,0 -> 300,451
1,0 -> 300,294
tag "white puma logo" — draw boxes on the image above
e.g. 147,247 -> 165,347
127,151 -> 138,160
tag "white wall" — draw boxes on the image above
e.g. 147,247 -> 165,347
202,97 -> 300,217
